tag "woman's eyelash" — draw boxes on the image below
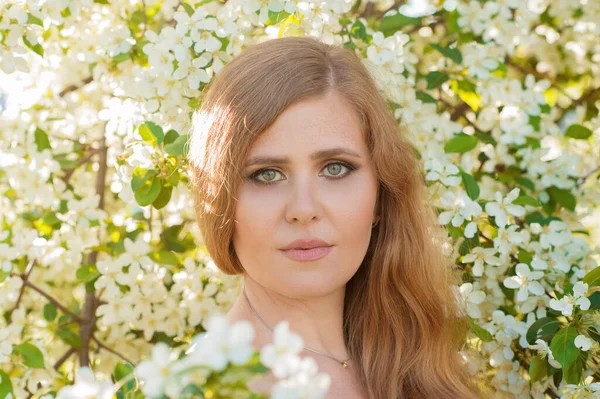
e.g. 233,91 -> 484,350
248,161 -> 357,185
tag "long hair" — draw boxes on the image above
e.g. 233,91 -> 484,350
188,36 -> 482,398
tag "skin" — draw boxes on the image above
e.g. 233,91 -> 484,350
226,90 -> 378,398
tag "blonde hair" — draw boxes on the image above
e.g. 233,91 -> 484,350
188,36 -> 482,398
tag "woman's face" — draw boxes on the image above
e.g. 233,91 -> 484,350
232,91 -> 379,298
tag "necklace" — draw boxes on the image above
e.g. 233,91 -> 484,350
243,285 -> 351,369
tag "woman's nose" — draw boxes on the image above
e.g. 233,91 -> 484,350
284,176 -> 324,225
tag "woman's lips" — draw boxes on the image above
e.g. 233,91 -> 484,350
280,246 -> 333,262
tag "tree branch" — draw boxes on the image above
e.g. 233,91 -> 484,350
504,56 -> 574,100
61,145 -> 108,185
360,1 -> 408,19
8,260 -> 37,323
79,134 -> 108,368
54,347 -> 76,371
555,86 -> 600,123
578,166 -> 599,186
59,76 -> 94,97
92,335 -> 134,365
7,274 -> 84,323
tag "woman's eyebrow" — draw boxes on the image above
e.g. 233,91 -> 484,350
244,147 -> 362,167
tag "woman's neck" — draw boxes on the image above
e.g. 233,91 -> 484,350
225,277 -> 350,363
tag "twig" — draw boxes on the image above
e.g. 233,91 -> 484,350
555,86 -> 600,123
479,232 -> 520,264
504,56 -> 574,100
8,275 -> 83,323
544,387 -> 560,399
61,145 -> 108,184
54,347 -> 76,371
578,166 -> 599,186
92,335 -> 134,365
59,76 -> 94,97
450,102 -> 470,122
9,260 -> 37,322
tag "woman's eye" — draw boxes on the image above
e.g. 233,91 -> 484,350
322,162 -> 353,178
253,169 -> 283,184
249,162 -> 355,185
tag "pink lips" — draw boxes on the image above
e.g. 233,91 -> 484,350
280,238 -> 333,262
281,246 -> 333,261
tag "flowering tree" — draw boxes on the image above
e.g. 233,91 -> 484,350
1,0 -> 599,398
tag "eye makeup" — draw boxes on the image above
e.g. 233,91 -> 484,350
247,160 -> 358,186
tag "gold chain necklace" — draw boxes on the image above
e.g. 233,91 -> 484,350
243,285 -> 351,369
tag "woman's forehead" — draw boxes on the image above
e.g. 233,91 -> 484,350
245,93 -> 368,161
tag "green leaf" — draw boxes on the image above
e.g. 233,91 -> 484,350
444,133 -> 478,154
582,267 -> 600,287
452,79 -> 481,111
540,103 -> 551,114
56,328 -> 82,348
114,362 -> 136,397
564,355 -> 584,384
112,53 -> 130,63
415,91 -> 437,104
529,115 -> 541,131
429,43 -> 462,64
473,131 -> 496,146
515,177 -> 535,191
425,71 -> 449,90
512,195 -> 541,207
149,250 -> 179,265
34,127 -> 51,152
461,172 -> 480,200
13,343 -> 45,368
468,318 -> 493,342
553,369 -> 563,387
160,224 -> 196,253
526,317 -> 560,344
139,121 -> 164,145
350,20 -> 367,40
152,185 -> 173,210
27,13 -> 44,27
588,327 -> 600,343
549,327 -> 580,369
131,168 -> 158,191
529,355 -> 548,384
565,124 -> 592,140
181,2 -> 195,16
379,12 -> 420,36
134,178 -> 161,207
22,35 -> 44,57
447,10 -> 459,33
517,248 -> 533,264
547,186 -> 576,211
343,41 -> 356,51
76,264 -> 100,283
164,134 -> 189,156
53,153 -> 78,169
43,303 -> 57,321
0,371 -> 14,399
588,292 -> 600,309
164,129 -> 179,145
267,9 -> 290,25
490,62 -> 507,78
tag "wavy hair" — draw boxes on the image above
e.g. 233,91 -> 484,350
188,36 -> 483,398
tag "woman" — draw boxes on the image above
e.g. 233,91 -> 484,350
188,36 -> 482,398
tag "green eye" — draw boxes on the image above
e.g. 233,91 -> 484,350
324,163 -> 344,176
255,169 -> 282,183
249,161 -> 357,185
